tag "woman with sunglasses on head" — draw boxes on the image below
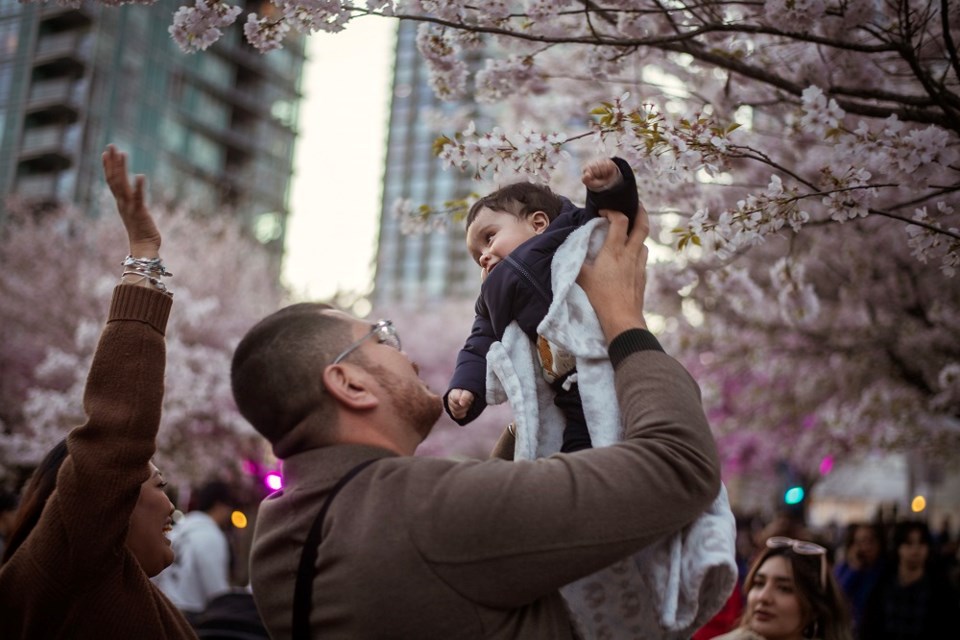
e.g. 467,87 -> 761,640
0,146 -> 196,639
715,537 -> 853,640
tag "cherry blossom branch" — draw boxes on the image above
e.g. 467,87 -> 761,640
943,0 -> 960,84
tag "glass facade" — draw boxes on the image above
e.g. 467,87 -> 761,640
373,20 -> 491,306
0,0 -> 306,274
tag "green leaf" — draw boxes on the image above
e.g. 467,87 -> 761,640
432,135 -> 453,156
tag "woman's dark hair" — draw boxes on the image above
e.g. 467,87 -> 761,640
1,439 -> 69,564
892,520 -> 932,551
740,544 -> 853,640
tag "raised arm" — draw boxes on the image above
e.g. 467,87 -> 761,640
582,157 -> 640,231
46,146 -> 174,577
413,208 -> 720,606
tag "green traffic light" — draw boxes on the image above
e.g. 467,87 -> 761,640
784,486 -> 805,504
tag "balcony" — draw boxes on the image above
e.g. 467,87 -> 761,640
39,1 -> 95,29
33,31 -> 91,74
25,78 -> 83,118
14,173 -> 63,202
19,124 -> 76,170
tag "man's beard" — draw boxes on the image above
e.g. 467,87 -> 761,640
366,363 -> 442,440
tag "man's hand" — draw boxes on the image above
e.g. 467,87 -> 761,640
577,205 -> 650,342
447,389 -> 475,420
582,158 -> 623,192
102,144 -> 161,259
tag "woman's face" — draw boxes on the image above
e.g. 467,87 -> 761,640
126,463 -> 175,577
898,529 -> 929,572
745,555 -> 806,640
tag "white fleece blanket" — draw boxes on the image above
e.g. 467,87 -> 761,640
485,218 -> 737,639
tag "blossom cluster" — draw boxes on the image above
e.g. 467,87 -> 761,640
416,23 -> 468,100
244,13 -> 292,53
436,120 -> 569,183
475,56 -> 547,103
61,0 -> 960,478
907,204 -> 960,277
169,0 -> 242,53
0,204 -> 286,486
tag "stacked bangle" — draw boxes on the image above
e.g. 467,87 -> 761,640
120,255 -> 173,296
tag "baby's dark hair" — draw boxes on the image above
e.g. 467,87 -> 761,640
466,182 -> 564,230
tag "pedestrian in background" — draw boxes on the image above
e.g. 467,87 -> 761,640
155,480 -> 236,622
861,520 -> 959,640
834,522 -> 885,638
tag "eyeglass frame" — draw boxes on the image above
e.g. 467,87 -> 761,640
332,320 -> 401,365
765,536 -> 828,590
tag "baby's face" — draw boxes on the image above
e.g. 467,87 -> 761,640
466,207 -> 547,278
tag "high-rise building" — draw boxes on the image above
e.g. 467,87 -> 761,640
0,0 -> 304,264
373,21 -> 489,306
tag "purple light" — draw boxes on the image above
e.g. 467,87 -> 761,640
819,456 -> 834,476
265,472 -> 283,491
241,459 -> 257,475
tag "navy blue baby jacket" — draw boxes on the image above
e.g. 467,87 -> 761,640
444,157 -> 639,425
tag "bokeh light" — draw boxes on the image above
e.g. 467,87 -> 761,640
231,510 -> 248,529
265,472 -> 283,491
784,486 -> 805,505
819,455 -> 834,476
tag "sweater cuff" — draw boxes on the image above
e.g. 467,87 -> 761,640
608,328 -> 663,369
109,284 -> 173,335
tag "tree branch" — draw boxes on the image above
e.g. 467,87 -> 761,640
894,0 -> 960,130
941,0 -> 960,84
372,8 -> 956,128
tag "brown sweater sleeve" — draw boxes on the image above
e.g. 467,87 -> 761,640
410,348 -> 721,607
35,285 -> 172,580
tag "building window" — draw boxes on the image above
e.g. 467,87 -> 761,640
189,134 -> 223,172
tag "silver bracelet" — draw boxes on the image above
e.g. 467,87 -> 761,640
122,255 -> 173,278
121,269 -> 171,296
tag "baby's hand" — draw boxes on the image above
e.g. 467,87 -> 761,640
582,158 -> 622,191
447,388 -> 475,419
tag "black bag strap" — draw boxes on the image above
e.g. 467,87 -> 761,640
292,458 -> 380,640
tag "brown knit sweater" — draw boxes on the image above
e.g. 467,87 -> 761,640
0,285 -> 197,639
251,343 -> 721,638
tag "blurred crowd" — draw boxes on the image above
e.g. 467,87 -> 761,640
694,508 -> 960,640
4,481 -> 957,640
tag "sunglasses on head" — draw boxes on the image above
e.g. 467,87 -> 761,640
766,536 -> 828,590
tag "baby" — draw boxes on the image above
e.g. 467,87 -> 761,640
444,157 -> 639,452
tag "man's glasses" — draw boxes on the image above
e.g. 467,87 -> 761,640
766,536 -> 828,590
332,320 -> 401,365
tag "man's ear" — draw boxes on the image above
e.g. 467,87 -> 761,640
322,364 -> 380,411
530,211 -> 550,234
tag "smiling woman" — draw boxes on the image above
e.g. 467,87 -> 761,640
0,146 -> 195,639
715,538 -> 852,640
